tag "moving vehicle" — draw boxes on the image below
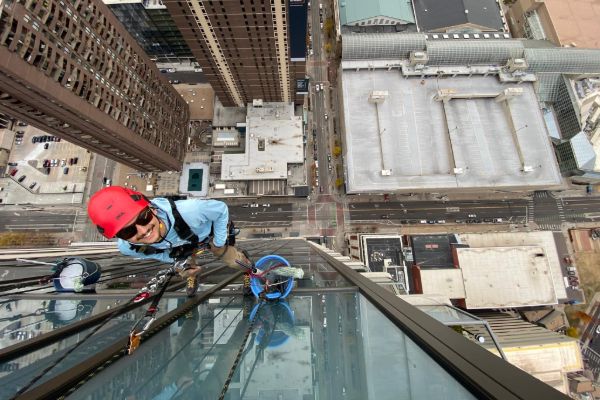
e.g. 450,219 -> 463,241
18,175 -> 26,183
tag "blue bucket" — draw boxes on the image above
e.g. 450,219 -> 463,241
250,255 -> 294,300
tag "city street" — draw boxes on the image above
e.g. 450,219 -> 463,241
0,208 -> 86,232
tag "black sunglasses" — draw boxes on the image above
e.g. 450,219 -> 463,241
116,207 -> 154,240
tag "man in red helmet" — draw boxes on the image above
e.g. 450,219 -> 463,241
87,186 -> 250,296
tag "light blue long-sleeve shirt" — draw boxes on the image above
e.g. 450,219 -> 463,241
117,197 -> 229,263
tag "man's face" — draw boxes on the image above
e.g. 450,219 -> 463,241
121,210 -> 162,244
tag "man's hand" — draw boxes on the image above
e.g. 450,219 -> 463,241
209,242 -> 250,270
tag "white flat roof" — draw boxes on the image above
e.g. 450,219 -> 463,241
457,246 -> 558,309
458,231 -> 567,302
221,103 -> 303,181
420,269 -> 466,300
341,72 -> 563,193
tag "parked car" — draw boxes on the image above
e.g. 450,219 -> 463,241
8,162 -> 17,166
250,203 -> 259,208
468,213 -> 477,218
483,218 -> 493,223
29,182 -> 37,189
262,204 -> 270,207
493,218 -> 503,223
63,167 -> 69,174
436,220 -> 446,224
564,256 -> 573,264
60,159 -> 66,167
17,175 -> 26,183
68,158 -> 74,165
241,204 -> 250,208
44,167 -> 51,175
44,143 -> 49,149
73,157 -> 79,164
10,169 -> 18,176
17,122 -> 27,126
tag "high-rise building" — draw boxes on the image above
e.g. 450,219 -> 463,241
163,0 -> 308,106
0,0 -> 189,171
0,240 -> 572,399
104,0 -> 194,63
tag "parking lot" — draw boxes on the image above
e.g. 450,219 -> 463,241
6,124 -> 91,197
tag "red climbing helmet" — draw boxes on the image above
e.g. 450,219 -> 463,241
88,186 -> 150,238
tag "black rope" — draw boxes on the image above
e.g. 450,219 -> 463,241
10,267 -> 175,399
217,301 -> 264,400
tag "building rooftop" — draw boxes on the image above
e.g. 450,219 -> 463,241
179,162 -> 209,197
174,84 -> 214,121
221,102 -> 303,181
413,0 -> 505,32
473,312 -> 583,394
339,0 -> 415,26
361,235 -> 403,272
541,0 -> 600,49
410,235 -> 456,269
456,246 -> 558,309
341,73 -> 563,193
458,232 -> 568,301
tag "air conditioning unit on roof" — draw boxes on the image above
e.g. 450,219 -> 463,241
409,51 -> 428,68
506,58 -> 528,73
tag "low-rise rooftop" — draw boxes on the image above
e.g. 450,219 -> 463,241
221,102 -> 303,181
341,73 -> 563,193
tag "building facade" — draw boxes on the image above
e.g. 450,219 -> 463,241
0,240 -> 573,399
0,0 -> 189,171
104,0 -> 194,63
163,0 -> 308,107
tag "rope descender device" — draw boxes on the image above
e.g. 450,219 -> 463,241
127,266 -> 179,355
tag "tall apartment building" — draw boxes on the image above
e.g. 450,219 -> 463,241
163,0 -> 308,106
0,0 -> 189,171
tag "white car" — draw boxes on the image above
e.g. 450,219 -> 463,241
250,203 -> 259,208
320,83 -> 324,91
324,114 -> 328,120
315,84 -> 320,92
262,203 -> 270,207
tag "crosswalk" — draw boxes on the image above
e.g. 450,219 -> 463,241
532,191 -> 563,231
527,198 -> 535,224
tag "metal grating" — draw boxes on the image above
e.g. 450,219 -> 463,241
342,33 -> 426,60
426,40 -> 524,66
